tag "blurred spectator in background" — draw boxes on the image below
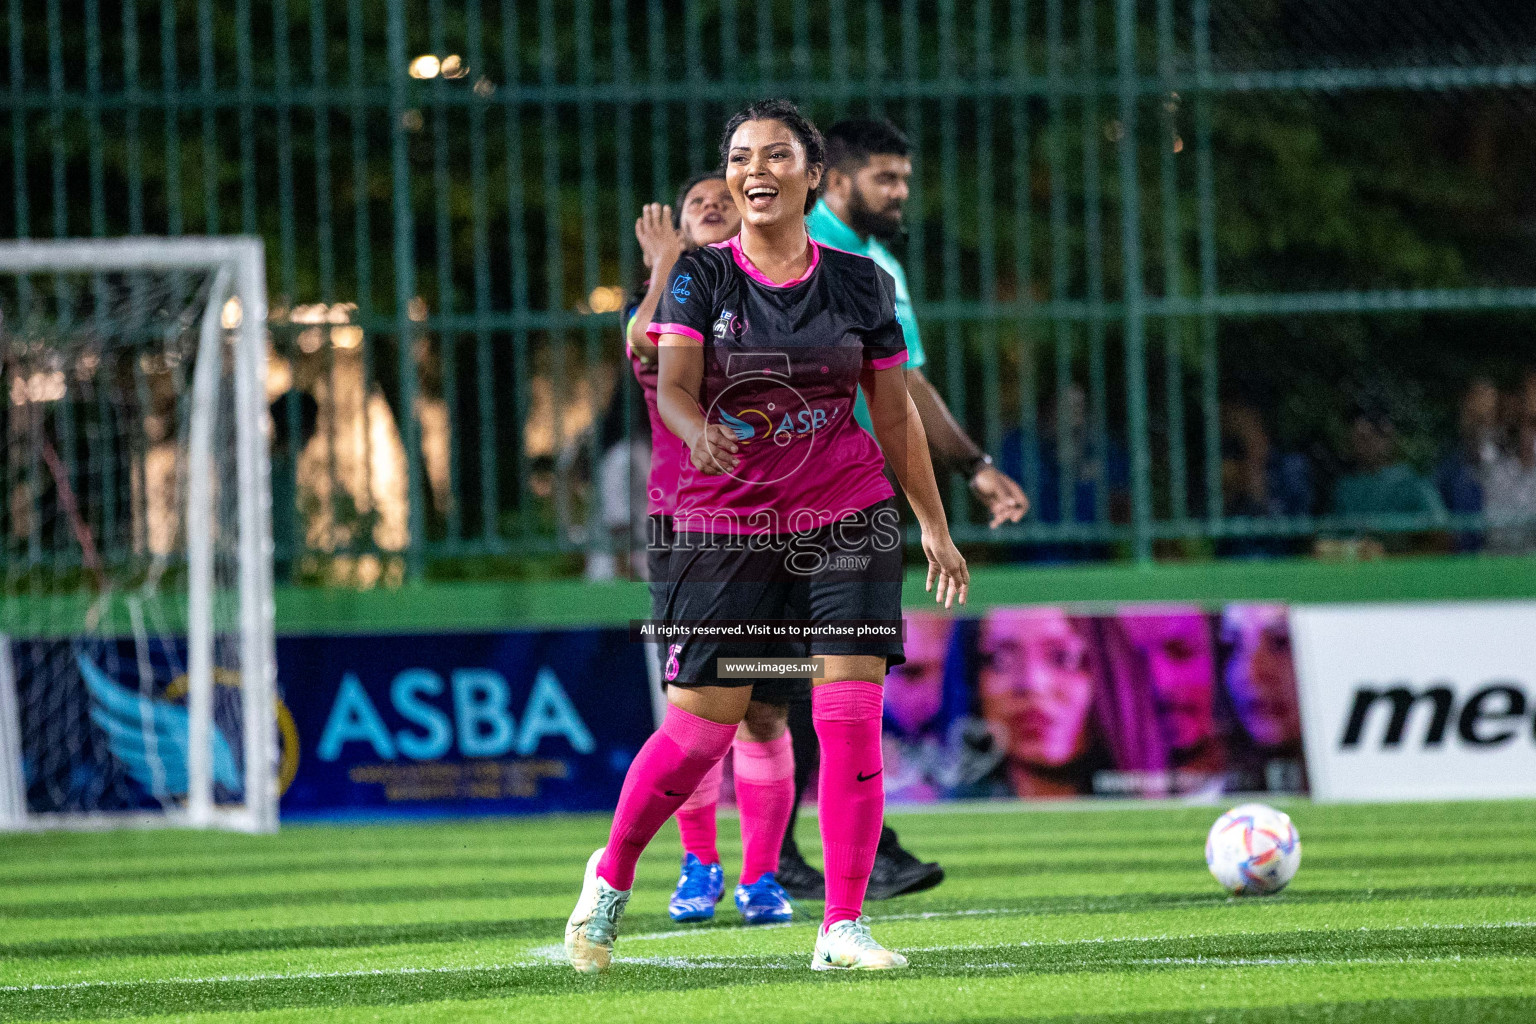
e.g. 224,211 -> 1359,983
999,383 -> 1129,563
1522,370 -> 1536,415
1219,605 -> 1306,793
1220,402 -> 1272,520
1216,401 -> 1313,558
1103,609 -> 1224,795
268,388 -> 318,568
1434,377 -> 1500,552
1324,404 -> 1444,555
974,608 -> 1104,798
587,396 -> 650,581
1483,387 -> 1536,554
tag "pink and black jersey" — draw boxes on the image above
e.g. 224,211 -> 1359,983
646,235 -> 908,535
623,290 -> 686,516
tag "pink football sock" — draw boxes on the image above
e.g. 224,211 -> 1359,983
733,731 -> 795,886
596,704 -> 736,891
812,680 -> 885,928
674,757 -> 725,865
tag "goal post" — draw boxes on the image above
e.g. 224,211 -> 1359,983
0,236 -> 277,833
0,632 -> 24,827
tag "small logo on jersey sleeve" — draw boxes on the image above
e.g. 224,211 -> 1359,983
713,310 -> 747,338
670,273 -> 693,304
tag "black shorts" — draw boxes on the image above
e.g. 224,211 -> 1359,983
649,512 -> 811,703
658,499 -> 905,688
646,513 -> 674,620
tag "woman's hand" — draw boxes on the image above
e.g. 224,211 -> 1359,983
635,203 -> 684,275
688,423 -> 741,475
922,528 -> 969,609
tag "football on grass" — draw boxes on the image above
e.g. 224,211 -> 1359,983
1205,803 -> 1302,896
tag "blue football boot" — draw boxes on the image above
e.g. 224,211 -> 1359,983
668,853 -> 725,922
734,872 -> 795,925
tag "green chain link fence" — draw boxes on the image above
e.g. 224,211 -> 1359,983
3,0 -> 1534,582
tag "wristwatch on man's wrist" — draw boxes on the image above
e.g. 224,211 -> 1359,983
965,453 -> 994,482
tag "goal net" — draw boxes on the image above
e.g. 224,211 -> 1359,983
0,237 -> 277,833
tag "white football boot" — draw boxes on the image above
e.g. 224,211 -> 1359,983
811,916 -> 909,971
565,848 -> 632,974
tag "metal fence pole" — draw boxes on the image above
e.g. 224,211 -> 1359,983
1157,0 -> 1188,525
1193,0 -> 1222,526
865,0 -> 885,118
312,0 -> 345,573
45,0 -> 64,239
274,0 -> 309,575
614,0 -> 637,571
1046,0 -> 1075,531
538,0 -> 569,548
235,0 -> 257,236
347,0 -> 378,566
975,0 -> 1002,476
1118,0 -> 1152,562
830,0 -> 849,118
577,0 -> 606,568
468,0 -> 499,549
84,0 -> 106,238
1009,0 -> 1039,508
1080,0 -> 1109,529
900,0 -> 925,349
7,0 -> 29,243
387,0 -> 424,580
429,0 -> 461,550
939,0 -> 968,521
504,0 -> 533,541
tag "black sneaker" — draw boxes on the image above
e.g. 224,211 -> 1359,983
865,828 -> 945,901
775,844 -> 826,901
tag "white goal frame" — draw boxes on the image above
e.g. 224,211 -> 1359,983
0,236 -> 277,833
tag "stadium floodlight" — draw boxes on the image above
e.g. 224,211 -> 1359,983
0,237 -> 277,833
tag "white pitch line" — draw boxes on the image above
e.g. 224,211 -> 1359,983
620,907 -> 1054,942
623,910 -> 1536,944
1126,956 -> 1485,967
6,920 -> 1529,994
623,921 -> 807,942
0,962 -> 526,995
614,957 -> 801,970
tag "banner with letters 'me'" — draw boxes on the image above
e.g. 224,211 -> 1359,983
1290,602 -> 1536,803
277,629 -> 652,818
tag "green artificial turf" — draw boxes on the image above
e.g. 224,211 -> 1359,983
2,800 -> 1534,1023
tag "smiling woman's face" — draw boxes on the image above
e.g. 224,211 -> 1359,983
725,118 -> 821,230
679,178 -> 738,248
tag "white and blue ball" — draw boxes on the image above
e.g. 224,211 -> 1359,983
1205,803 -> 1301,896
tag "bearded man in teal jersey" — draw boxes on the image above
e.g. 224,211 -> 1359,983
809,118 -> 1028,525
771,119 -> 1030,902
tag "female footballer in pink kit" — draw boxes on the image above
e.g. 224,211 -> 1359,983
626,172 -> 802,925
567,99 -> 968,973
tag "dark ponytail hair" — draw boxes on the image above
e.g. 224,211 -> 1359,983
718,98 -> 825,214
